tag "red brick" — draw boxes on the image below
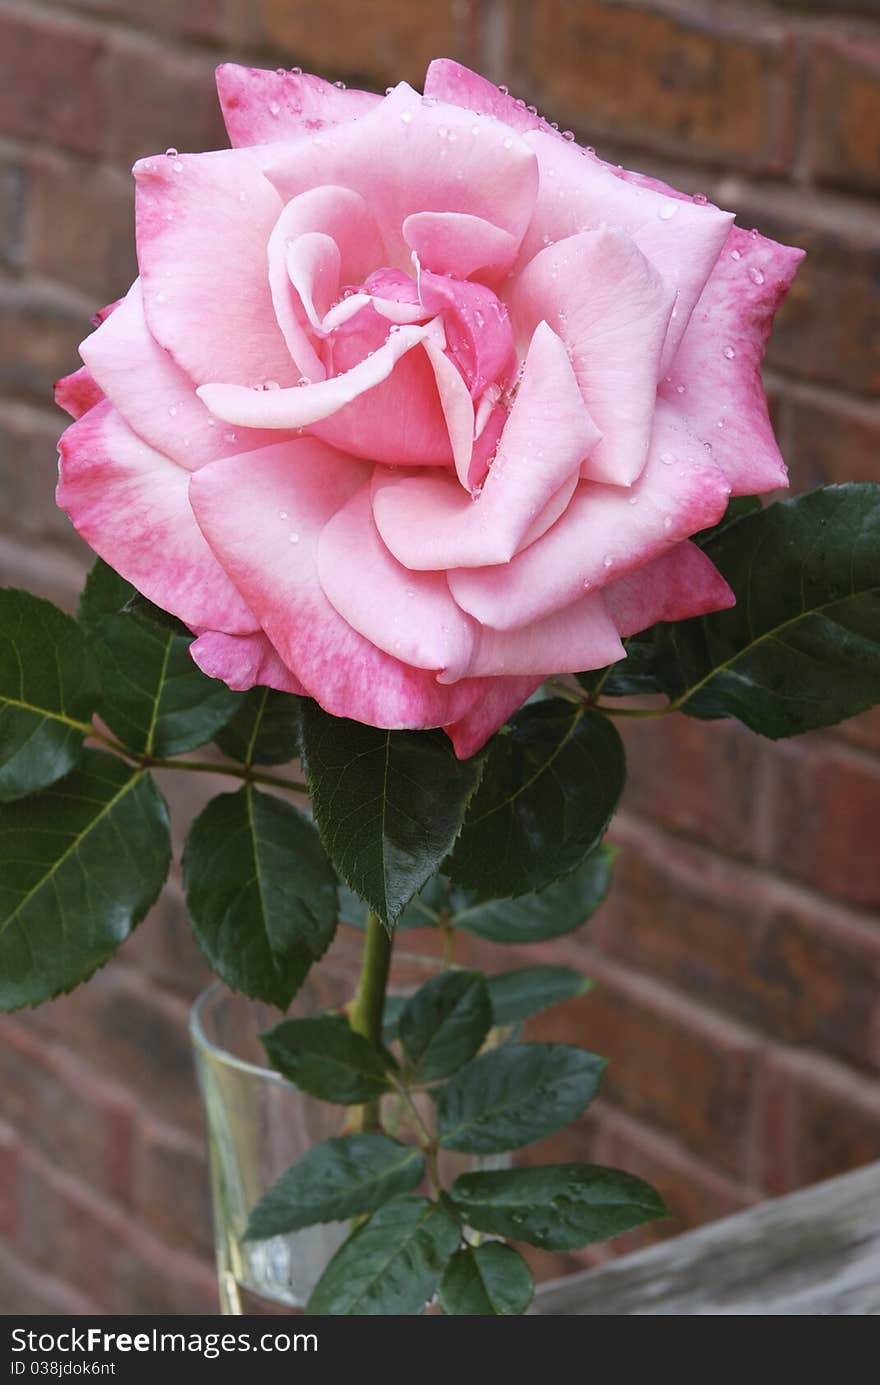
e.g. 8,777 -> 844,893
769,740 -> 880,910
529,955 -> 761,1178
757,1048 -> 880,1193
0,159 -> 26,272
619,714 -> 767,861
0,1122 -> 21,1243
597,819 -> 880,1072
0,284 -> 91,402
518,0 -> 795,172
0,1020 -> 133,1205
0,12 -> 106,156
253,0 -> 466,89
103,41 -> 227,166
0,534 -> 88,610
833,707 -> 880,757
123,876 -> 214,999
27,153 -> 136,301
0,1241 -> 98,1315
781,389 -> 880,493
0,404 -> 83,550
132,1121 -> 213,1259
22,966 -> 206,1136
809,38 -> 880,196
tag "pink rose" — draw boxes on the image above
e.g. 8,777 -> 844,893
56,60 -> 803,758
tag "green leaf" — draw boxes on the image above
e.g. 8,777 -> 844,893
244,1135 -> 425,1239
446,701 -> 624,900
398,971 -> 492,1083
300,706 -> 484,929
487,966 -> 591,1027
79,561 -> 242,757
450,847 -> 614,944
339,874 -> 447,932
439,1243 -> 534,1316
435,1042 -> 606,1154
306,1195 -> 461,1315
0,588 -> 97,802
214,686 -> 302,766
0,750 -> 171,1010
450,1164 -> 667,1250
656,484 -> 880,737
262,1013 -> 391,1104
183,786 -> 337,1009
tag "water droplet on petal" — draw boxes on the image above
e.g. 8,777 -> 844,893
499,84 -> 509,96
602,555 -> 613,568
289,532 -> 300,544
658,202 -> 677,221
156,292 -> 167,304
503,137 -> 513,150
333,80 -> 346,90
400,109 -> 414,124
406,589 -> 415,599
168,405 -> 177,417
723,345 -> 736,359
628,496 -> 638,505
279,511 -> 288,520
748,266 -> 765,285
291,66 -> 303,76
269,101 -> 280,117
749,227 -> 759,240
275,68 -> 286,76
563,129 -> 576,141
165,147 -> 178,158
224,431 -> 237,442
693,192 -> 708,205
663,516 -> 673,530
675,384 -> 686,395
527,104 -> 538,116
660,451 -> 675,465
549,121 -> 559,131
298,375 -> 312,386
730,248 -> 742,261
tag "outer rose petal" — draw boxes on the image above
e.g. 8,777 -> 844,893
81,281 -> 292,470
372,321 -> 600,569
442,591 -> 624,680
134,144 -> 297,388
444,676 -> 542,760
661,224 -> 805,495
56,401 -> 257,634
449,400 -> 731,630
602,541 -> 735,638
424,59 -> 547,137
216,64 -> 379,148
55,366 -> 103,420
510,228 -> 674,486
188,441 -> 484,731
317,485 -> 477,679
266,83 -> 539,270
189,629 -> 306,694
518,130 -> 733,370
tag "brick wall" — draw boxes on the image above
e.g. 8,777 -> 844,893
1,0 -> 878,1312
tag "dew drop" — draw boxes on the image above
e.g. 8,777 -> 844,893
400,109 -> 414,124
168,405 -> 178,417
499,84 -> 509,96
663,516 -> 673,530
693,192 -> 708,205
291,66 -> 303,76
289,532 -> 300,544
748,266 -> 765,286
298,376 -> 312,386
730,248 -> 742,261
503,137 -> 513,150
527,104 -> 538,116
602,555 -> 613,568
547,167 -> 557,178
658,202 -> 677,221
156,291 -> 167,304
275,68 -> 286,76
582,578 -> 591,590
675,383 -> 686,395
562,129 -> 576,141
164,147 -> 178,158
628,496 -> 639,505
279,511 -> 288,520
172,160 -> 184,173
406,589 -> 415,599
549,121 -> 559,131
515,98 -> 526,110
269,101 -> 281,117
224,432 -> 237,442
723,345 -> 736,360
333,80 -> 346,90
660,451 -> 675,465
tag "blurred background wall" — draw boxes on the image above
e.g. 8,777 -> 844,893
0,0 -> 878,1313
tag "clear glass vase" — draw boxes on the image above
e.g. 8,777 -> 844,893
190,931 -> 504,1315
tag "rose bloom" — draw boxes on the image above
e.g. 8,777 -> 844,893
56,61 -> 803,758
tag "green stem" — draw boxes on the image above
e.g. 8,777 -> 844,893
83,728 -> 308,794
593,703 -> 672,719
348,910 -> 393,1133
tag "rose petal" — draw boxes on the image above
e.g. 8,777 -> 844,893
438,590 -> 624,681
55,366 -> 103,420
517,130 -> 734,371
81,281 -> 292,470
510,228 -> 674,485
449,400 -> 731,629
372,321 -> 600,569
189,629 -> 307,694
661,224 -> 804,495
134,144 -> 296,388
424,59 -> 547,137
57,401 -> 257,634
317,485 -> 476,679
603,541 -> 735,637
403,211 -> 518,283
188,440 -> 483,730
216,64 -> 380,148
266,82 -> 539,269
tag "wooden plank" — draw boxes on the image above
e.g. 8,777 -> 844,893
535,1161 -> 880,1315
